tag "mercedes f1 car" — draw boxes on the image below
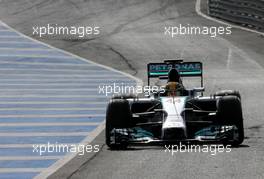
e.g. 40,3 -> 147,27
105,60 -> 244,149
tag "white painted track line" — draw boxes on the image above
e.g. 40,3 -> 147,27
34,122 -> 105,179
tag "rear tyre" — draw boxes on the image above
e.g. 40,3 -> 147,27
217,96 -> 244,146
112,94 -> 136,99
105,99 -> 131,149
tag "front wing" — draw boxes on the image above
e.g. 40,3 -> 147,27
109,125 -> 239,146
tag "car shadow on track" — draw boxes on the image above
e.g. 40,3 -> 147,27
106,143 -> 250,151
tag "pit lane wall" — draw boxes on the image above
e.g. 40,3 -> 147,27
207,0 -> 264,32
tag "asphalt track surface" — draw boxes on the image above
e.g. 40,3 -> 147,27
0,0 -> 264,179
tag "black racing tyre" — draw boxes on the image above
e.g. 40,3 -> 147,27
215,90 -> 241,99
217,96 -> 244,146
105,99 -> 131,149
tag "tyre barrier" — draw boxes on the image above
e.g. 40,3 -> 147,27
208,0 -> 264,32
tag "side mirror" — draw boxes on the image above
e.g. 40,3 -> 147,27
193,87 -> 205,93
193,87 -> 205,96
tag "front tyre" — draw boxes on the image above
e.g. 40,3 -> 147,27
105,99 -> 131,149
217,96 -> 244,146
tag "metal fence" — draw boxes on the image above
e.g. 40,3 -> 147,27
208,0 -> 264,32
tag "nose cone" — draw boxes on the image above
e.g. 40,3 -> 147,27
163,127 -> 186,140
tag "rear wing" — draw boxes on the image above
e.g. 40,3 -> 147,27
147,60 -> 203,87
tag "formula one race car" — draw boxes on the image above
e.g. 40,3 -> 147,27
105,60 -> 244,149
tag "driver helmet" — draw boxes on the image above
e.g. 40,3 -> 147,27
168,68 -> 180,83
165,68 -> 183,96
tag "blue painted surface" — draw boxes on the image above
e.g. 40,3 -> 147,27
0,136 -> 85,145
0,97 -> 109,102
0,173 -> 39,179
0,160 -> 57,168
0,125 -> 97,133
0,117 -> 105,123
0,23 -> 135,178
0,83 -> 130,87
0,37 -> 33,42
0,49 -> 73,57
0,56 -> 87,63
0,70 -> 125,76
0,148 -> 66,156
0,31 -> 18,36
0,42 -> 50,48
0,103 -> 106,108
0,79 -> 135,83
0,108 -> 105,114
0,26 -> 7,29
